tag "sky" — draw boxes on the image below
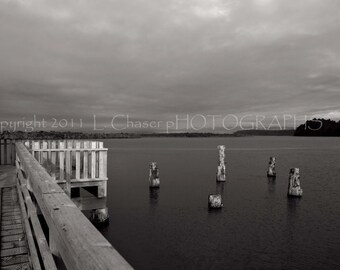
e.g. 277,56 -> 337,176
0,0 -> 340,132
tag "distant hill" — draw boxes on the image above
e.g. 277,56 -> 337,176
233,129 -> 295,136
0,131 -> 141,140
0,130 -> 297,139
294,119 -> 340,136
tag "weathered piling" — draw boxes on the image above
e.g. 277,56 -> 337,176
149,162 -> 160,188
90,207 -> 110,226
208,194 -> 223,209
267,157 -> 276,177
287,168 -> 303,197
216,145 -> 226,182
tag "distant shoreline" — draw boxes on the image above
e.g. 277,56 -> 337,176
0,129 -> 295,140
3,119 -> 339,139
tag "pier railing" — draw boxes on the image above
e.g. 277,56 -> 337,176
0,138 -> 16,165
15,141 -> 132,270
24,140 -> 108,197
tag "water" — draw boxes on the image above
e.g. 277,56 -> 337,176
99,137 -> 340,270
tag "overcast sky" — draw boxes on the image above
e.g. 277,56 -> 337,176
0,0 -> 340,132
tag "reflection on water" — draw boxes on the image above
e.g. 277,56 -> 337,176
215,182 -> 225,195
287,197 -> 301,216
267,176 -> 276,193
149,187 -> 160,205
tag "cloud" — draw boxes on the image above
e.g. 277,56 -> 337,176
0,0 -> 339,131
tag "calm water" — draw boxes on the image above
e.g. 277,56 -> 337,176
99,137 -> 340,270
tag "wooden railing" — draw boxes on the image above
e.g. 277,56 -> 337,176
16,170 -> 57,270
24,140 -> 108,197
0,138 -> 16,165
15,142 -> 132,270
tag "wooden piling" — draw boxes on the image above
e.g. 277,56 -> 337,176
149,162 -> 160,188
287,168 -> 303,197
267,157 -> 276,177
216,145 -> 226,182
208,194 -> 223,209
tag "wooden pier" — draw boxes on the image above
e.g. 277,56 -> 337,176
0,139 -> 133,270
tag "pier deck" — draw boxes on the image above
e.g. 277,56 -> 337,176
0,166 -> 30,270
0,139 -> 132,270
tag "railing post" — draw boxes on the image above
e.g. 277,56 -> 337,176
83,141 -> 89,179
42,140 -> 48,169
75,141 -> 81,180
59,141 -> 65,182
11,139 -> 16,165
65,141 -> 72,196
51,141 -> 56,180
98,142 -> 107,198
4,138 -> 8,165
91,141 -> 96,179
32,141 -> 41,164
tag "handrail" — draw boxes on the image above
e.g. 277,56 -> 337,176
16,165 -> 57,270
15,142 -> 133,270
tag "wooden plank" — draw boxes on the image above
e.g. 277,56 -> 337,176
83,141 -> 89,179
28,148 -> 108,151
95,142 -> 99,178
1,224 -> 23,231
91,142 -> 96,179
1,228 -> 25,237
1,195 -> 17,198
4,139 -> 8,165
75,141 -> 81,180
2,211 -> 22,217
1,219 -> 22,226
1,262 -> 30,270
24,141 -> 29,148
72,141 -> 77,170
0,247 -> 28,258
7,140 -> 12,166
12,139 -> 16,166
59,141 -> 65,181
99,151 -> 107,179
1,215 -> 22,221
33,141 -> 41,164
15,142 -> 133,270
65,141 -> 72,196
1,234 -> 25,243
2,206 -> 20,211
56,178 -> 108,184
42,140 -> 48,169
1,240 -> 26,250
47,140 -> 52,161
0,139 -> 2,165
58,180 -> 107,189
1,254 -> 29,266
1,207 -> 21,213
51,141 -> 56,180
9,140 -> 13,165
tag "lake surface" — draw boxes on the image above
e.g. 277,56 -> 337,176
99,137 -> 340,270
